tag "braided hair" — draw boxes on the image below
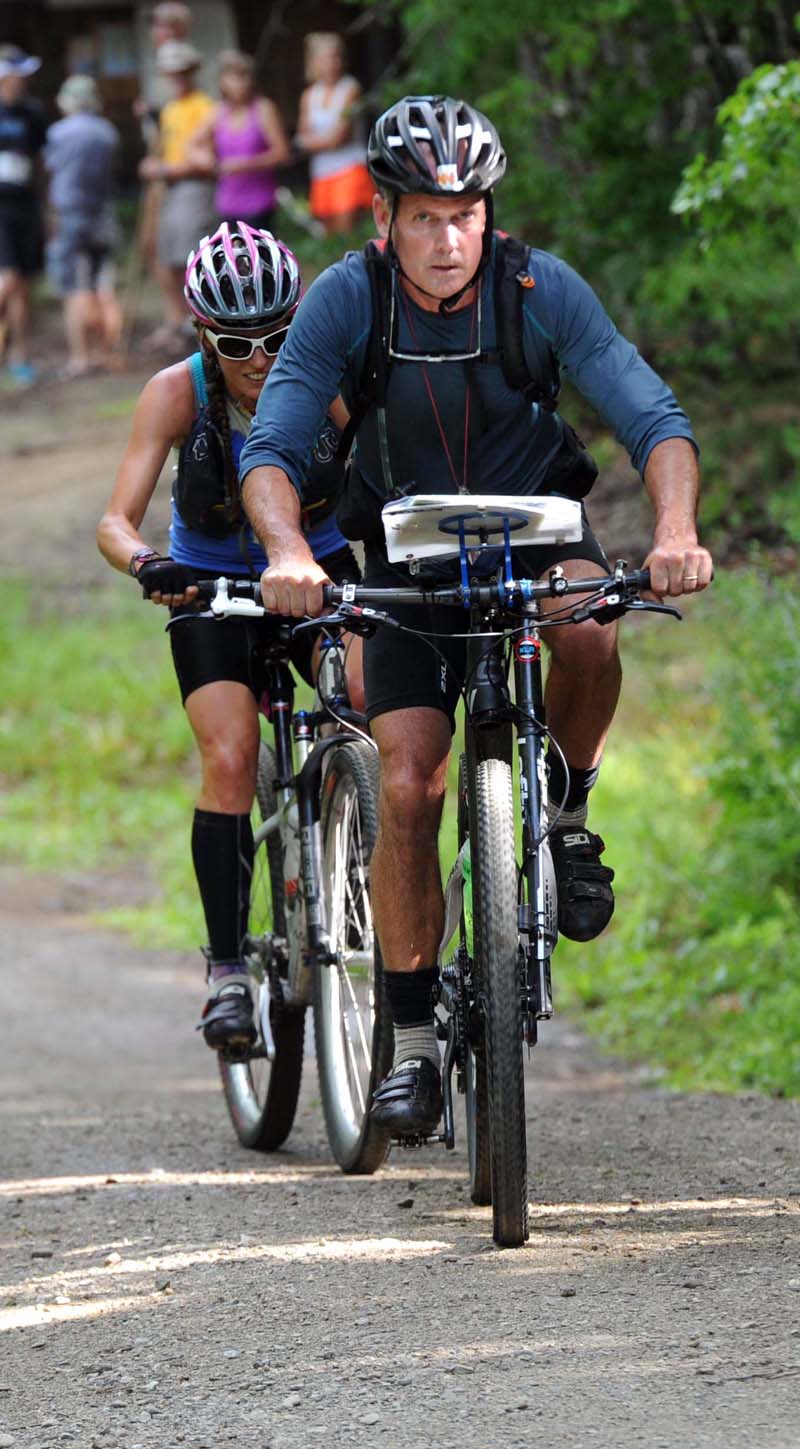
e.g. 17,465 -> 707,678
197,333 -> 242,525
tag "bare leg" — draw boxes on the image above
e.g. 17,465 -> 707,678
63,291 -> 99,373
157,265 -> 189,329
96,287 -> 124,364
343,633 -> 365,716
185,681 -> 261,1045
184,680 -> 261,812
370,707 -> 452,972
540,556 -> 622,767
324,211 -> 357,235
5,275 -> 32,365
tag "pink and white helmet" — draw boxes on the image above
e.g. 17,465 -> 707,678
184,221 -> 301,329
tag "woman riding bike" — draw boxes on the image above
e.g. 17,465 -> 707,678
97,221 -> 363,1053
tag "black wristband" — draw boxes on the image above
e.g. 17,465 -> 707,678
128,547 -> 160,577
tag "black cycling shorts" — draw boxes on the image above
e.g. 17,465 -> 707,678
363,506 -> 610,732
169,544 -> 361,705
0,196 -> 44,276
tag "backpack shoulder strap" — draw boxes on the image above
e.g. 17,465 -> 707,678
493,234 -> 560,411
336,239 -> 393,462
187,350 -> 208,415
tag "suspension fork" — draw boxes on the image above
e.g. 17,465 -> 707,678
463,617 -> 514,975
513,604 -> 555,1017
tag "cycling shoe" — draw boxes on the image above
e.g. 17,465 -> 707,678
370,1057 -> 443,1136
551,827 -> 615,942
198,974 -> 256,1051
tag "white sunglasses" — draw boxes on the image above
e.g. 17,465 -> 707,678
203,323 -> 291,361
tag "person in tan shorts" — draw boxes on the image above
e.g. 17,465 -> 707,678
138,41 -> 215,352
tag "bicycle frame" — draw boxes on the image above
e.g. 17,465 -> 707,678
249,645 -> 369,1010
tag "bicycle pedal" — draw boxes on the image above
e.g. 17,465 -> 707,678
391,1132 -> 446,1149
218,1042 -> 257,1064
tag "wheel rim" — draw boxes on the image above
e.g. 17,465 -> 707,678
222,974 -> 274,1128
319,775 -> 377,1153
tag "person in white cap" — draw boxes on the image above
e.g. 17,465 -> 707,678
0,45 -> 46,385
44,75 -> 122,377
138,41 -> 215,352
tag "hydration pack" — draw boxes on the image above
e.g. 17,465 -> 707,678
174,408 -> 238,539
173,353 -> 347,539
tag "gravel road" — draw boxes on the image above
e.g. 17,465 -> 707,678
2,865 -> 799,1449
2,358 -> 798,1449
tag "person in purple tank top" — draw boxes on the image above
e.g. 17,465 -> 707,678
189,51 -> 290,230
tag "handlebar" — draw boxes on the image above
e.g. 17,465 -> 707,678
193,565 -> 681,629
321,565 -> 652,610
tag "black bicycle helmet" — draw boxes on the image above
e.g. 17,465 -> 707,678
367,95 -> 506,196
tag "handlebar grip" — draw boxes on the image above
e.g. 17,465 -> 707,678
628,567 -> 650,592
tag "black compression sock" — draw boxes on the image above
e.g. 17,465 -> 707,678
191,809 -> 254,964
547,752 -> 601,813
384,967 -> 441,1070
383,966 -> 440,1026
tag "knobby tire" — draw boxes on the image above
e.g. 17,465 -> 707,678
473,756 -> 529,1246
458,753 -> 491,1206
315,741 -> 393,1174
219,741 -> 305,1151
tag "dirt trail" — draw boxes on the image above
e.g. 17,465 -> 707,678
2,874 -> 799,1449
2,363 -> 799,1449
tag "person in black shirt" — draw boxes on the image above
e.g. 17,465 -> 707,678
0,45 -> 47,386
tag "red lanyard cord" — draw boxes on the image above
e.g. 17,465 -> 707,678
398,287 -> 478,494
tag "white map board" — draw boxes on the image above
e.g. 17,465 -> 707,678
382,494 -> 584,564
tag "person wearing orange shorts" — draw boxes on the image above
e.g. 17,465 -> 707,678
295,33 -> 374,234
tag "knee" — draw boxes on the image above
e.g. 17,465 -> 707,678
200,735 -> 256,803
549,620 -> 621,680
379,757 -> 446,842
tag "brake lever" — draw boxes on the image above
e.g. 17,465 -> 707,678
291,604 -> 384,639
571,593 -> 682,625
625,599 -> 682,621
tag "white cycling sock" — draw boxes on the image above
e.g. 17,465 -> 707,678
393,1021 -> 441,1071
547,800 -> 589,831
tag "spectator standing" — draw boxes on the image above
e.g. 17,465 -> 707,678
0,45 -> 47,386
135,3 -> 195,273
45,75 -> 122,378
188,50 -> 290,231
139,1 -> 194,129
139,41 -> 215,353
295,33 -> 374,235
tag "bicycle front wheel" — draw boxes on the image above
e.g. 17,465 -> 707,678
219,741 -> 305,1151
315,741 -> 393,1174
458,753 -> 491,1207
473,755 -> 529,1246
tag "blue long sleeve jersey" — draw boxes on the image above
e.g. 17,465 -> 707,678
239,239 -> 696,506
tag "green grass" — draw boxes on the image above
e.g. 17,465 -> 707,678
557,568 -> 800,1097
0,578 -> 203,948
2,567 -> 797,1095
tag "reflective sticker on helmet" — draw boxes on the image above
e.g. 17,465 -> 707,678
436,164 -> 463,191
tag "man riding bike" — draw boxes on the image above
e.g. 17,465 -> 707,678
238,96 -> 713,1136
97,222 -> 362,1054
